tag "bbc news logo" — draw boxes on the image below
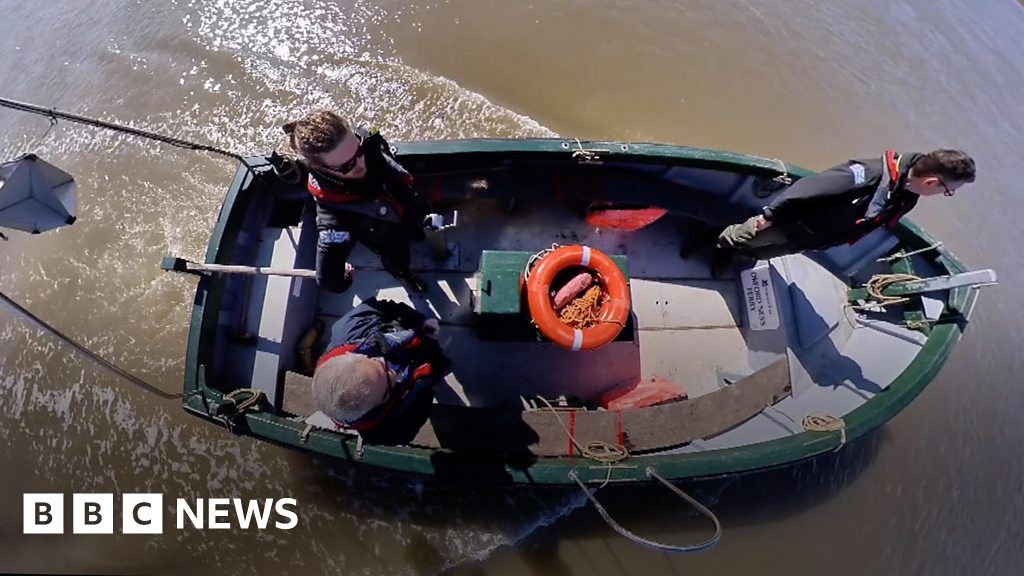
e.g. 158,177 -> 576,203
24,494 -> 298,534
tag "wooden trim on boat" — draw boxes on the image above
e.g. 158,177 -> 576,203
283,358 -> 791,456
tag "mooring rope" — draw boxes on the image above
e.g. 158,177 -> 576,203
569,467 -> 723,553
877,242 -> 943,263
0,288 -> 182,399
222,388 -> 264,413
0,96 -> 253,170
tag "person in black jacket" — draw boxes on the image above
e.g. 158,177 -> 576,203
311,298 -> 450,444
283,110 -> 428,293
715,149 -> 976,267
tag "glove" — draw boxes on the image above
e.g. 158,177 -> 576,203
423,213 -> 444,231
421,318 -> 440,339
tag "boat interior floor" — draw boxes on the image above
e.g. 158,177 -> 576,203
316,198 -> 759,408
226,194 -> 939,452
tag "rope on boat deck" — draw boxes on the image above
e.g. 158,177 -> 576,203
535,396 -> 629,464
877,242 -> 943,263
0,288 -> 183,399
570,467 -> 723,553
801,412 -> 847,447
222,388 -> 264,413
215,388 -> 265,432
865,273 -> 921,306
776,408 -> 848,450
846,273 -> 923,312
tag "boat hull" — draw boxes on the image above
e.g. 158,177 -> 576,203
179,139 -> 980,485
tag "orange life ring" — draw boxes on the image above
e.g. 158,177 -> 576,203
525,245 -> 631,351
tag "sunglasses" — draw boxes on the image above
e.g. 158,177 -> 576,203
325,135 -> 364,174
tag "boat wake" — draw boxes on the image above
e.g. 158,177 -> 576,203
0,1 -> 577,572
173,0 -> 556,151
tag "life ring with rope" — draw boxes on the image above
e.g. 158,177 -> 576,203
525,245 -> 631,351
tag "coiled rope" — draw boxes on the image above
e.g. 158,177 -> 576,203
775,408 -> 847,450
558,284 -> 606,329
221,388 -> 264,414
863,272 -> 922,306
802,411 -> 847,447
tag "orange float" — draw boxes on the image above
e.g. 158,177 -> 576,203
525,245 -> 631,351
584,201 -> 667,231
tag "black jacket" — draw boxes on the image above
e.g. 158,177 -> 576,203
307,129 -> 427,233
321,298 -> 449,443
762,152 -> 921,249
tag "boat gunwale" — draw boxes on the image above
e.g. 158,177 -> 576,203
180,139 -> 979,485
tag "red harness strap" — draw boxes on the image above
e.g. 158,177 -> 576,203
331,362 -> 434,432
884,149 -> 899,183
315,343 -> 358,369
849,150 -> 906,244
307,175 -> 406,218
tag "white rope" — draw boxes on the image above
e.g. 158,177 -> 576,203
569,467 -> 722,553
523,243 -> 560,282
877,242 -> 943,263
571,138 -> 609,162
534,396 -> 629,464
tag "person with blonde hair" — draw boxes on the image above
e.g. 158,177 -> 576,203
312,298 -> 449,443
283,110 -> 428,293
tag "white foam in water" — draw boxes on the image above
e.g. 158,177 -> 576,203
177,0 -> 557,148
0,1 -> 572,571
175,0 -> 569,571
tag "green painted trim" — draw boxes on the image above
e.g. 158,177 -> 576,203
182,161 -> 257,400
393,138 -> 811,178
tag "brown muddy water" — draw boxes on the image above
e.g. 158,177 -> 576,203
1,1 -> 1022,574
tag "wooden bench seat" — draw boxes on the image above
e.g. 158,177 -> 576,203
281,357 -> 791,455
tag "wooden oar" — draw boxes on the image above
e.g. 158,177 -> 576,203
160,256 -> 321,278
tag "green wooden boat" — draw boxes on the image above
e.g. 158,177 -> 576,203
168,138 -> 993,487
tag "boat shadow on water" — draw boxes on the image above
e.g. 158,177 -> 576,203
270,425 -> 888,573
499,428 -> 891,570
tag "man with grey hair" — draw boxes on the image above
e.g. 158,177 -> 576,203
312,298 -> 449,443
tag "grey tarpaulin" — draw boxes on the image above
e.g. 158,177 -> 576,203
0,154 -> 77,234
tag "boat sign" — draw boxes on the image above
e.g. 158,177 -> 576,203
741,263 -> 780,331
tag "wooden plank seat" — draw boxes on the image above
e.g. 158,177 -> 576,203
282,357 -> 791,455
246,226 -> 317,408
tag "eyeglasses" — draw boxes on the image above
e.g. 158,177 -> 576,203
326,136 -> 364,174
938,179 -> 955,197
